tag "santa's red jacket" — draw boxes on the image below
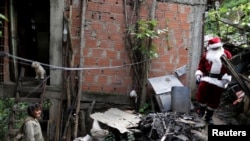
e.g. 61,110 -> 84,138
195,48 -> 232,88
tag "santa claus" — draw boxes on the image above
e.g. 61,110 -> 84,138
195,37 -> 232,125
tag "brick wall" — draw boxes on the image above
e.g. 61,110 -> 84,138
0,0 -> 9,82
68,0 -> 192,95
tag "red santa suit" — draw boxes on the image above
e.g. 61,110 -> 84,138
195,37 -> 232,110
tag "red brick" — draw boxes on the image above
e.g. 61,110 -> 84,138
71,9 -> 81,19
103,86 -> 115,93
71,26 -> 81,37
97,58 -> 110,66
65,0 -> 194,95
100,12 -> 110,21
73,55 -> 80,65
113,14 -> 125,24
86,39 -> 97,48
91,21 -> 104,30
111,77 -> 122,85
99,40 -> 111,48
97,75 -> 108,84
109,33 -> 123,42
111,5 -> 123,14
113,86 -> 128,93
106,23 -> 117,32
87,12 -> 100,20
84,57 -> 97,66
88,85 -> 102,92
157,2 -> 167,11
86,69 -> 102,75
114,41 -> 124,50
99,4 -> 111,13
84,74 -> 94,82
99,34 -> 111,41
106,50 -> 117,59
91,48 -> 105,58
88,2 -> 99,11
71,19 -> 81,27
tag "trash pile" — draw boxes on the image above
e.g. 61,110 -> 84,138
137,112 -> 208,141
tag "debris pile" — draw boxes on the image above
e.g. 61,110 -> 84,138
137,112 -> 208,141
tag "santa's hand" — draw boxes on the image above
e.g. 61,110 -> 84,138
222,79 -> 229,88
196,75 -> 201,82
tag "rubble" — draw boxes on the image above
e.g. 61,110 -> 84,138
137,112 -> 207,141
75,107 -> 209,141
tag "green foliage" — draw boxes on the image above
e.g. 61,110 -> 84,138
0,98 -> 51,140
139,103 -> 150,114
205,1 -> 250,47
221,0 -> 249,8
0,98 -> 15,139
0,13 -> 8,21
136,20 -> 158,39
104,132 -> 135,141
0,13 -> 8,37
130,20 -> 168,59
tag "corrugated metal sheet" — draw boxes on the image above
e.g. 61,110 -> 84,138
90,108 -> 141,133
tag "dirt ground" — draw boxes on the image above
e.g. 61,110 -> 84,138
198,110 -> 226,139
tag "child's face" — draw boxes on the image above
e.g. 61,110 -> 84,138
32,108 -> 42,119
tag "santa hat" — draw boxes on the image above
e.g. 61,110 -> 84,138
207,37 -> 223,49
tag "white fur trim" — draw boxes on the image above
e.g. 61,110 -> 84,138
195,70 -> 203,76
206,47 -> 224,74
200,76 -> 226,88
208,42 -> 223,49
222,73 -> 232,82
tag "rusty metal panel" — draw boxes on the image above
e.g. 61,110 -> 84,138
148,75 -> 184,94
148,75 -> 184,112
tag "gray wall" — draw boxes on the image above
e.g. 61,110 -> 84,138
49,0 -> 64,86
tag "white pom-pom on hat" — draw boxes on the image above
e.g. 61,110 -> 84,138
207,37 -> 223,49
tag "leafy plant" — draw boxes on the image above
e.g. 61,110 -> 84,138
130,20 -> 168,59
0,13 -> 8,37
204,1 -> 250,47
139,103 -> 150,114
0,13 -> 8,21
0,98 -> 15,139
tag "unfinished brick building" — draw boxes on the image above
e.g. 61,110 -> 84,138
0,0 -> 206,140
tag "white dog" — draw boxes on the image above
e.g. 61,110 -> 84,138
31,61 -> 46,79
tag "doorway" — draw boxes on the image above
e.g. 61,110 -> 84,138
15,0 -> 50,78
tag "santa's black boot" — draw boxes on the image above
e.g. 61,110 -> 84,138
205,109 -> 214,125
197,106 -> 206,118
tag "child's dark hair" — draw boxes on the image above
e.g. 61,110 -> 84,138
27,103 -> 42,117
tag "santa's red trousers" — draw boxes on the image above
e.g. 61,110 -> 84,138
196,81 -> 224,109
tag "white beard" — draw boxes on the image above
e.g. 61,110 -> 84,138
206,47 -> 224,74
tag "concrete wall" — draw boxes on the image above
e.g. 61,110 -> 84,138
49,0 -> 64,86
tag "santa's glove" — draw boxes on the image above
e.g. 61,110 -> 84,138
196,75 -> 202,85
196,75 -> 201,82
221,73 -> 232,88
222,79 -> 230,88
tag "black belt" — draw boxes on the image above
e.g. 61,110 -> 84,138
208,73 -> 223,79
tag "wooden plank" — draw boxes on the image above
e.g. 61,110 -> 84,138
16,86 -> 43,93
221,55 -> 250,98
